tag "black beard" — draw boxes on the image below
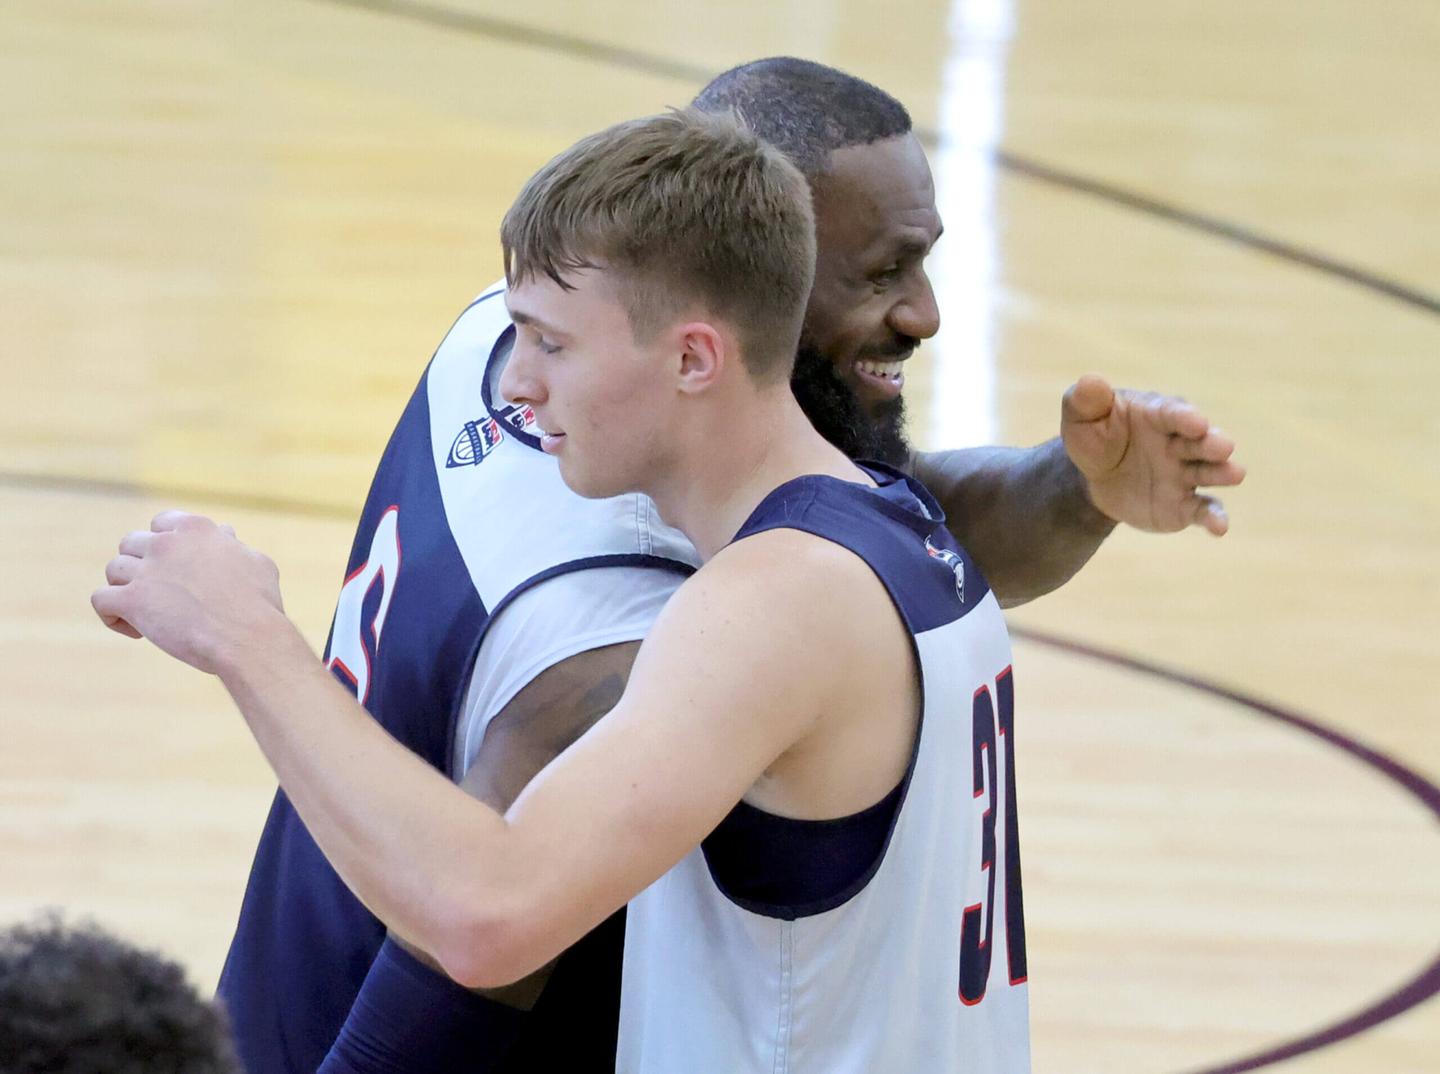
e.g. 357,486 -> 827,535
790,342 -> 910,466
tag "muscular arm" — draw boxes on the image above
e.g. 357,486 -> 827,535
397,641 -> 639,1010
318,643 -> 642,1074
909,440 -> 1112,609
910,376 -> 1244,608
460,641 -> 638,817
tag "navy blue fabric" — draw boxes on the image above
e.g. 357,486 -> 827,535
317,939 -> 527,1074
217,362 -> 491,1074
702,778 -> 904,918
732,463 -> 989,634
700,465 -> 988,921
495,908 -> 627,1072
216,290 -> 678,1074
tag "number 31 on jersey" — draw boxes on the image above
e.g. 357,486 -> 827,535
960,666 -> 1027,1005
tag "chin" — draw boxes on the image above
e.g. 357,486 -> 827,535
557,461 -> 629,502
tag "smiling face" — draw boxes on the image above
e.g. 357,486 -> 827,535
499,269 -> 678,501
794,133 -> 943,461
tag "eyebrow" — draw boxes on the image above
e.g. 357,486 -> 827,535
505,306 -> 563,336
886,224 -> 945,261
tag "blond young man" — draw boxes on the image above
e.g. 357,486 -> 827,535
97,110 -> 1043,1071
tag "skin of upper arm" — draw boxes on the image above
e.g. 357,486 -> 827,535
479,530 -> 872,981
460,641 -> 642,814
909,444 -> 1113,608
392,640 -> 641,1007
908,446 -> 1008,549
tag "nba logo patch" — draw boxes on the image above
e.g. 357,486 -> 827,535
446,418 -> 505,467
925,535 -> 966,604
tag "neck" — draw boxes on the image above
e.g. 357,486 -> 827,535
646,382 -> 869,561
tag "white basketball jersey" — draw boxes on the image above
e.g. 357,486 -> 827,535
616,470 -> 1031,1073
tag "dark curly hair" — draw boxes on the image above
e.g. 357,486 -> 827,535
0,914 -> 239,1074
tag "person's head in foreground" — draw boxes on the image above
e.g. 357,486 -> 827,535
693,56 -> 940,466
0,914 -> 239,1074
499,107 -> 819,502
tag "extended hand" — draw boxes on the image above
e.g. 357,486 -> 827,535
1062,375 -> 1245,536
91,511 -> 287,674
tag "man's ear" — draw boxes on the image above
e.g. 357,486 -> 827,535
674,321 -> 727,395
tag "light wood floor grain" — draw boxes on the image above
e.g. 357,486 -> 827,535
3,3 -> 1436,1070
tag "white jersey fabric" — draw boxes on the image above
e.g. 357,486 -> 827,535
433,287 -> 695,779
615,471 -> 1031,1074
451,564 -> 681,778
220,282 -> 698,1074
428,284 -> 697,612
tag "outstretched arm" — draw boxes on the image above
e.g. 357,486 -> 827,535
910,374 -> 1244,607
910,438 -> 1112,609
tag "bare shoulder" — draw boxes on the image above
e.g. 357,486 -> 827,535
681,527 -> 889,622
636,528 -> 897,703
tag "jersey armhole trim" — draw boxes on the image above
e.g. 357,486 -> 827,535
701,523 -> 927,922
444,553 -> 696,779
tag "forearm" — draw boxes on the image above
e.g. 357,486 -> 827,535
217,620 -> 519,977
909,440 -> 1116,608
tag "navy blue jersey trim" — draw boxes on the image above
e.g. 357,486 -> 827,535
481,325 -> 543,451
424,287 -> 508,376
699,468 -> 964,919
700,623 -> 926,922
444,553 -> 696,777
735,471 -> 990,635
701,775 -> 905,919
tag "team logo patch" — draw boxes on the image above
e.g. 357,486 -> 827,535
446,418 -> 505,468
494,401 -> 539,435
925,535 -> 966,604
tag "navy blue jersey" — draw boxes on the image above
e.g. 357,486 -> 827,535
217,289 -> 696,1074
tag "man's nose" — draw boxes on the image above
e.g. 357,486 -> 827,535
499,338 -> 545,406
888,272 -> 940,341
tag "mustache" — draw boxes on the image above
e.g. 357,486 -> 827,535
857,337 -> 919,362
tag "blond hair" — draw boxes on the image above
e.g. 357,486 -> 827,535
501,109 -> 815,383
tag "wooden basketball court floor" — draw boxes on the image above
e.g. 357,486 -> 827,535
2,2 -> 1436,1070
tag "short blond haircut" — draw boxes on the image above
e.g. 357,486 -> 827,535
501,109 -> 816,383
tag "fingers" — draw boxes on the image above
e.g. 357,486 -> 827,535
105,554 -> 141,586
91,585 -> 143,639
149,511 -> 237,541
1166,425 -> 1237,469
1184,459 -> 1247,489
1184,494 -> 1229,537
1061,374 -> 1115,424
151,510 -> 215,533
118,530 -> 154,558
1155,399 -> 1209,441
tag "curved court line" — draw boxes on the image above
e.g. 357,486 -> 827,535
985,154 -> 1440,318
7,466 -> 1436,1065
1012,625 -> 1440,1074
312,0 -> 1440,320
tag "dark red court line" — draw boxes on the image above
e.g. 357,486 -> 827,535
1012,625 -> 1440,1073
16,462 -> 1438,1066
312,0 -> 1440,321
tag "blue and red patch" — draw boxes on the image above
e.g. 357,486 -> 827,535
446,418 -> 505,468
